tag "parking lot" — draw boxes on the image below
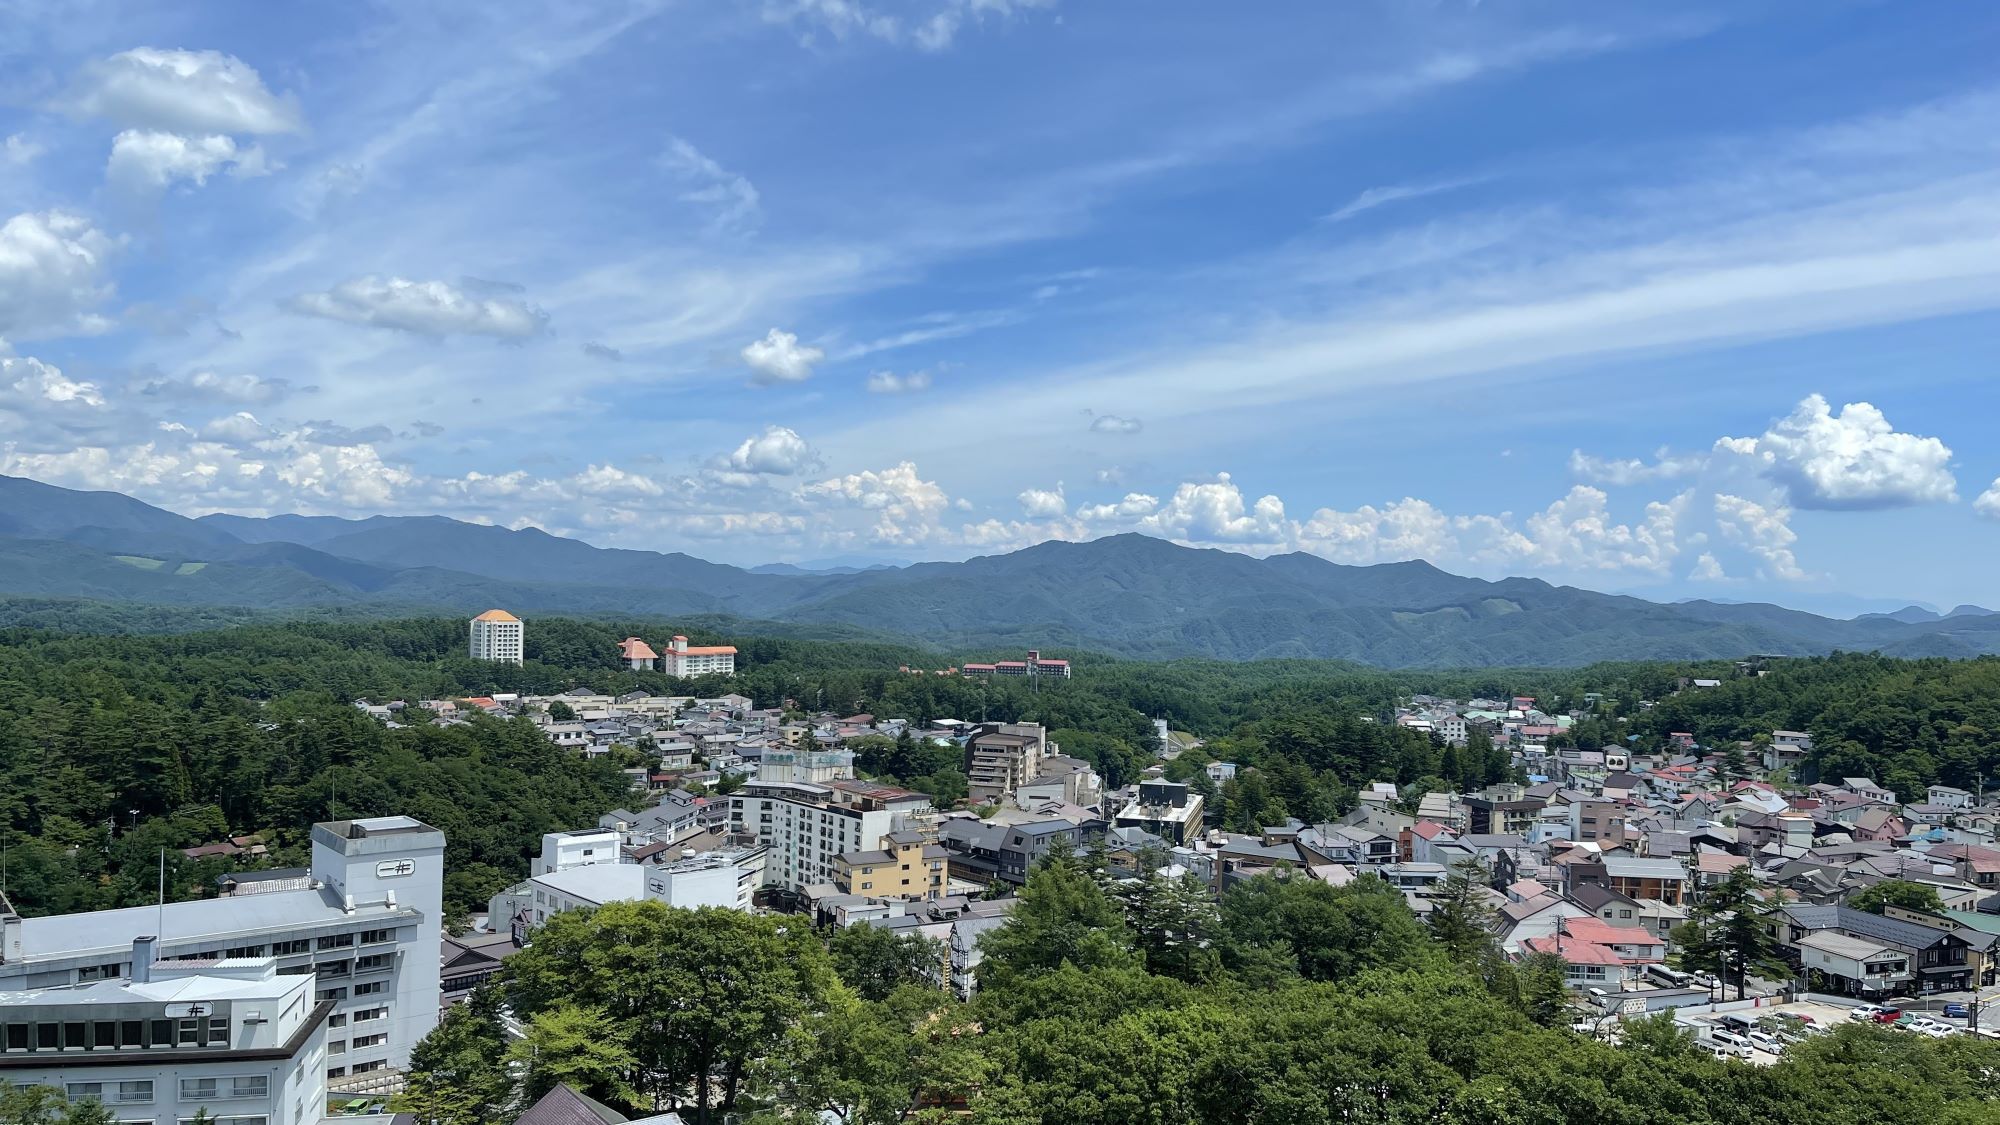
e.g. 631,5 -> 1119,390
1675,995 -> 1992,1065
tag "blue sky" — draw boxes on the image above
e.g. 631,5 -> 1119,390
3,1 -> 1999,612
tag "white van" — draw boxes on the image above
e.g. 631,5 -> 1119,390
1708,1030 -> 1754,1057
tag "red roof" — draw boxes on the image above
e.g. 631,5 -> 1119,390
674,645 -> 737,656
963,663 -> 997,671
619,637 -> 659,660
1034,658 -> 1070,666
1560,916 -> 1658,948
1411,820 -> 1447,840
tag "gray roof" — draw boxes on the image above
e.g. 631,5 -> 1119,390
17,884 -> 421,960
512,1085 -> 632,1125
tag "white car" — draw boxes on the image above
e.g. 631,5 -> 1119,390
1906,1018 -> 1954,1038
1849,1004 -> 1886,1022
1745,1030 -> 1786,1053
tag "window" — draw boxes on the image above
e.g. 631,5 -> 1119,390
353,1007 -> 387,1023
350,1033 -> 387,1049
69,1081 -> 152,1104
316,987 -> 347,1002
355,953 -> 394,972
272,939 -> 311,956
359,928 -> 394,945
317,934 -> 354,951
351,1060 -> 387,1074
180,1077 -> 265,1100
326,1067 -> 347,1080
225,945 -> 267,958
3,1024 -> 24,1051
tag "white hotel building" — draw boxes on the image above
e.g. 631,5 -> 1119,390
0,816 -> 446,1095
0,952 -> 328,1125
468,609 -> 524,665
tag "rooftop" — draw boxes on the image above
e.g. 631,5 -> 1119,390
473,608 -> 520,623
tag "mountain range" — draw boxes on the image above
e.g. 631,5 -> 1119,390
0,473 -> 1995,667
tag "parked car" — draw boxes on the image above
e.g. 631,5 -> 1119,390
1907,1017 -> 1954,1038
1942,1003 -> 1970,1020
1872,1008 -> 1905,1024
1849,1004 -> 1887,1022
1708,1030 -> 1754,1057
1745,1029 -> 1786,1053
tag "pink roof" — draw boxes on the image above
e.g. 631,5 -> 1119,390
1560,916 -> 1657,947
1035,657 -> 1070,665
1523,935 -> 1623,966
1411,820 -> 1447,840
619,637 -> 659,660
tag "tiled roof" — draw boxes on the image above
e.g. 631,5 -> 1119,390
473,608 -> 520,623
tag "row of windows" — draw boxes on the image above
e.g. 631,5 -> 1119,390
3,1016 -> 228,1052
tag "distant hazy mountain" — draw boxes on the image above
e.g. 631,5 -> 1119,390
4,473 -> 1998,667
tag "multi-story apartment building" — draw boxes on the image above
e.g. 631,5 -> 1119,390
0,952 -> 329,1125
660,636 -> 737,677
1113,780 -> 1206,846
729,779 -> 932,894
468,609 -> 524,664
834,830 -> 948,900
0,816 -> 445,1095
963,722 -> 1049,805
960,650 -> 1071,680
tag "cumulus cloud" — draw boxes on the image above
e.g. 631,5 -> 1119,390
0,210 -> 116,338
71,48 -> 302,135
1688,552 -> 1729,582
660,137 -> 760,229
1090,414 -> 1142,434
1076,492 -> 1158,521
742,328 -> 823,384
3,356 -> 104,408
4,135 -> 41,164
801,461 -> 952,545
1017,483 -> 1067,519
1296,497 -> 1456,565
201,411 -> 275,445
1139,473 -> 1289,545
1729,394 -> 1956,509
866,369 -> 932,394
285,276 -> 549,338
1713,493 -> 1809,581
724,425 -> 821,476
107,130 -> 266,191
1976,480 -> 2000,519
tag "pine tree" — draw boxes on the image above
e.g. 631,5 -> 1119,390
1426,859 -> 1499,964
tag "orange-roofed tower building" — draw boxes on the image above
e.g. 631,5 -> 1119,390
469,608 -> 524,665
661,634 -> 737,677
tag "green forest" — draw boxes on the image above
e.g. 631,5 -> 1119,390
394,852 -> 2000,1125
2,612 -> 1997,924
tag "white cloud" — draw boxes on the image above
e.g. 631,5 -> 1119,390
660,137 -> 760,229
1568,447 -> 1708,486
1688,552 -> 1729,582
1713,493 -> 1809,581
1090,414 -> 1142,434
71,48 -> 302,135
742,328 -> 824,384
1296,497 -> 1456,565
724,425 -> 821,476
3,356 -> 104,408
801,461 -> 952,545
1503,486 -> 1687,573
0,211 -> 116,339
763,0 -> 1057,51
1323,175 -> 1485,223
201,411 -> 276,445
4,135 -> 42,165
107,130 -> 267,191
1076,492 -> 1158,521
1139,473 -> 1288,546
1727,394 -> 1956,509
866,369 -> 932,394
285,276 -> 549,338
142,371 -> 293,404
1976,480 -> 2000,520
1017,483 -> 1067,519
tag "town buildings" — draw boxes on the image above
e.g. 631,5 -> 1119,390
0,816 -> 446,1095
963,723 -> 1050,805
0,952 -> 329,1125
468,609 -> 524,664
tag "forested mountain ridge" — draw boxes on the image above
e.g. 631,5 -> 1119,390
3,473 -> 1999,665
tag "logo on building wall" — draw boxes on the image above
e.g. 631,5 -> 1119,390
376,859 -> 417,878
